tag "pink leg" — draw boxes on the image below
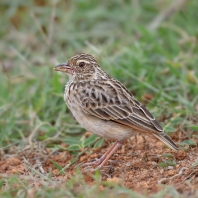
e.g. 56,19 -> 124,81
81,141 -> 118,167
80,140 -> 123,170
97,140 -> 122,169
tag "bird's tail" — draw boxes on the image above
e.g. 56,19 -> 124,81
153,133 -> 178,151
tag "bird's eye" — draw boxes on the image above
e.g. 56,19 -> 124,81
79,62 -> 85,67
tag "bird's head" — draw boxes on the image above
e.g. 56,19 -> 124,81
54,53 -> 100,81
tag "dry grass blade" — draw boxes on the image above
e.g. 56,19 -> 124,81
148,0 -> 188,30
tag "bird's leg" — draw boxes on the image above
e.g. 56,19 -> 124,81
81,141 -> 118,167
97,140 -> 122,169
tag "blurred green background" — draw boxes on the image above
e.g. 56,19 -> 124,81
0,0 -> 198,150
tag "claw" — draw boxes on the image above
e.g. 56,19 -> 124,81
75,140 -> 123,170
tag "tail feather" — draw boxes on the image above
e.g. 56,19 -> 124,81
153,133 -> 178,151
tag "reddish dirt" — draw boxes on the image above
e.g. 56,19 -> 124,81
0,134 -> 198,196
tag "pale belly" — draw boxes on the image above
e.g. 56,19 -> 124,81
64,89 -> 135,141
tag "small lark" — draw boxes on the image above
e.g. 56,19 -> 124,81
54,53 -> 178,169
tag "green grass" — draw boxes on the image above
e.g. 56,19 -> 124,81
0,171 -> 183,198
0,0 -> 198,197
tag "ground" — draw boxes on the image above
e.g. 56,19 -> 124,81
1,133 -> 198,196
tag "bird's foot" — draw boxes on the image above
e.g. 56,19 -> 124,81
75,156 -> 106,171
76,140 -> 123,171
82,165 -> 112,173
78,157 -> 105,168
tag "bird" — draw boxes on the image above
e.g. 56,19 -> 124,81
54,53 -> 178,170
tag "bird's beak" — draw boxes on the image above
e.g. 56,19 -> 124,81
54,63 -> 74,74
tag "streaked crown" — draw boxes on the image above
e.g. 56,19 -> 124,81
67,53 -> 100,81
54,53 -> 109,81
68,53 -> 99,66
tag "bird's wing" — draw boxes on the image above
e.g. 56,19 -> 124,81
75,79 -> 163,134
